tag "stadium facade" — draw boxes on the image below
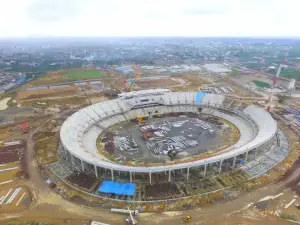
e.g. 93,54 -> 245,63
59,89 -> 278,184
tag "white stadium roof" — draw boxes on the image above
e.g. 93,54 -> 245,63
60,91 -> 277,173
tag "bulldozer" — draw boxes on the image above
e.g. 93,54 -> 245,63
168,149 -> 178,160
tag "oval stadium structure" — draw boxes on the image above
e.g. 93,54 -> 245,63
56,89 -> 289,190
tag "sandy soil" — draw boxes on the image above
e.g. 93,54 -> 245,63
136,77 -> 179,88
0,97 -> 11,110
17,86 -> 78,101
89,96 -> 108,104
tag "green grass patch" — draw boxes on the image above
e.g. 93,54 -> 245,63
252,80 -> 270,88
280,69 -> 300,80
228,68 -> 240,77
64,70 -> 104,79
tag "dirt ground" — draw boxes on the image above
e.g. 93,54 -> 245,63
136,77 -> 179,88
170,75 -> 208,91
0,183 -> 31,214
17,86 -> 78,101
0,169 -> 18,182
20,96 -> 88,109
89,95 -> 108,104
231,73 -> 290,88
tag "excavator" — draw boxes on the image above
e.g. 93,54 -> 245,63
168,149 -> 178,160
182,216 -> 192,222
136,115 -> 144,123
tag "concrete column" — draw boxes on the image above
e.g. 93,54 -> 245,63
64,148 -> 68,159
219,160 -> 223,173
119,171 -> 121,176
245,151 -> 249,162
61,147 -> 65,158
94,165 -> 98,178
149,172 -> 152,184
130,171 -> 132,183
111,169 -> 114,181
81,160 -> 84,172
204,164 -> 207,176
180,168 -> 183,174
232,156 -> 236,168
168,170 -> 171,182
71,155 -> 75,166
255,148 -> 259,158
187,167 -> 190,180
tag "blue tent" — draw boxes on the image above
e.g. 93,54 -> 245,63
98,180 -> 136,196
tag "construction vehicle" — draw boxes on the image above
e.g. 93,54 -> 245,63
136,116 -> 144,123
143,133 -> 153,139
168,149 -> 178,160
266,58 -> 287,111
182,216 -> 192,222
127,65 -> 143,92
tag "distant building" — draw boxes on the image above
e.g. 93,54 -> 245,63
203,64 -> 231,73
115,67 -> 134,75
288,79 -> 296,90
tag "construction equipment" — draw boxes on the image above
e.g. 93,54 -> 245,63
137,115 -> 144,123
125,206 -> 138,224
127,65 -> 143,92
91,221 -> 110,225
143,133 -> 153,139
168,149 -> 178,160
266,58 -> 287,111
182,216 -> 192,222
23,121 -> 28,133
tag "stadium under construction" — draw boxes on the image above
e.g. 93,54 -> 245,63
49,89 -> 290,202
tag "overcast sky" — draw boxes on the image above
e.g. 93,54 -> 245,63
0,0 -> 299,38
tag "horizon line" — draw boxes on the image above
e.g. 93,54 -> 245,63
1,36 -> 300,40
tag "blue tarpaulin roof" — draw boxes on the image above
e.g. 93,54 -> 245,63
196,92 -> 206,103
16,76 -> 26,84
98,181 -> 136,196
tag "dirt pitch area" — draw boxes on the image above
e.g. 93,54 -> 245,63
17,86 -> 78,101
136,77 -> 179,88
115,76 -> 190,91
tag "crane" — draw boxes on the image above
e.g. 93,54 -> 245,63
129,65 -> 143,92
266,58 -> 286,111
125,206 -> 138,224
273,58 -> 286,87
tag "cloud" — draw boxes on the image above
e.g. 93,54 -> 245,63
184,8 -> 226,15
0,0 -> 300,37
25,0 -> 86,22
